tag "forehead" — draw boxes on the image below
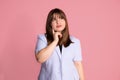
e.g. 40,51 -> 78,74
53,13 -> 61,18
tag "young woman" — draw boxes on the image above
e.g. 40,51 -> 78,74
35,8 -> 85,80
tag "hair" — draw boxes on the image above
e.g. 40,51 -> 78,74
45,8 -> 73,47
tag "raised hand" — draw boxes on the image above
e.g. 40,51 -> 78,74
52,29 -> 62,42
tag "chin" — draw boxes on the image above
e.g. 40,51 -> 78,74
56,30 -> 63,32
56,28 -> 64,32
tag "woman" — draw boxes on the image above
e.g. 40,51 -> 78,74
35,8 -> 85,80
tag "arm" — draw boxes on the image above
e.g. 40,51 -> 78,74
35,40 -> 58,63
74,61 -> 85,80
35,31 -> 62,63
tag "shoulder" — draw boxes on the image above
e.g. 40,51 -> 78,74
70,35 -> 81,43
37,33 -> 47,42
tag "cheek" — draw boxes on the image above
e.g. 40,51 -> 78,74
63,21 -> 66,27
51,22 -> 56,29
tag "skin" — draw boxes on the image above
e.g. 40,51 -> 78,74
51,13 -> 66,33
35,14 -> 85,80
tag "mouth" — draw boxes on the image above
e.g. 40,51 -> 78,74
56,25 -> 62,28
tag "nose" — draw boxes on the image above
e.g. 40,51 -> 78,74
56,19 -> 60,24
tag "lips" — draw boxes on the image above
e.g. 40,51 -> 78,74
56,25 -> 61,28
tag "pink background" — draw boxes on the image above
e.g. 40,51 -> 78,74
0,0 -> 120,80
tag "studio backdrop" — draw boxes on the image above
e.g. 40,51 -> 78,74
0,0 -> 120,80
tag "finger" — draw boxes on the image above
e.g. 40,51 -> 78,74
52,29 -> 55,34
58,32 -> 62,38
60,33 -> 62,38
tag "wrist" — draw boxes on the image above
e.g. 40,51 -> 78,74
53,40 -> 58,45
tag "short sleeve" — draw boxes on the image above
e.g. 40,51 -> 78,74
73,39 -> 82,61
35,34 -> 47,54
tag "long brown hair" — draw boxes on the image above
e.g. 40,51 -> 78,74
45,8 -> 73,47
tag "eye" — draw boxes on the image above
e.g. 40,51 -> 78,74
52,18 -> 56,21
59,16 -> 64,19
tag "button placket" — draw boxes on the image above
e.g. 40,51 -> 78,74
61,45 -> 64,80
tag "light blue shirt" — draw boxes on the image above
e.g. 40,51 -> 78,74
35,34 -> 82,80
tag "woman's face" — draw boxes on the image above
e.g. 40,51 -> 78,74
51,14 -> 66,32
